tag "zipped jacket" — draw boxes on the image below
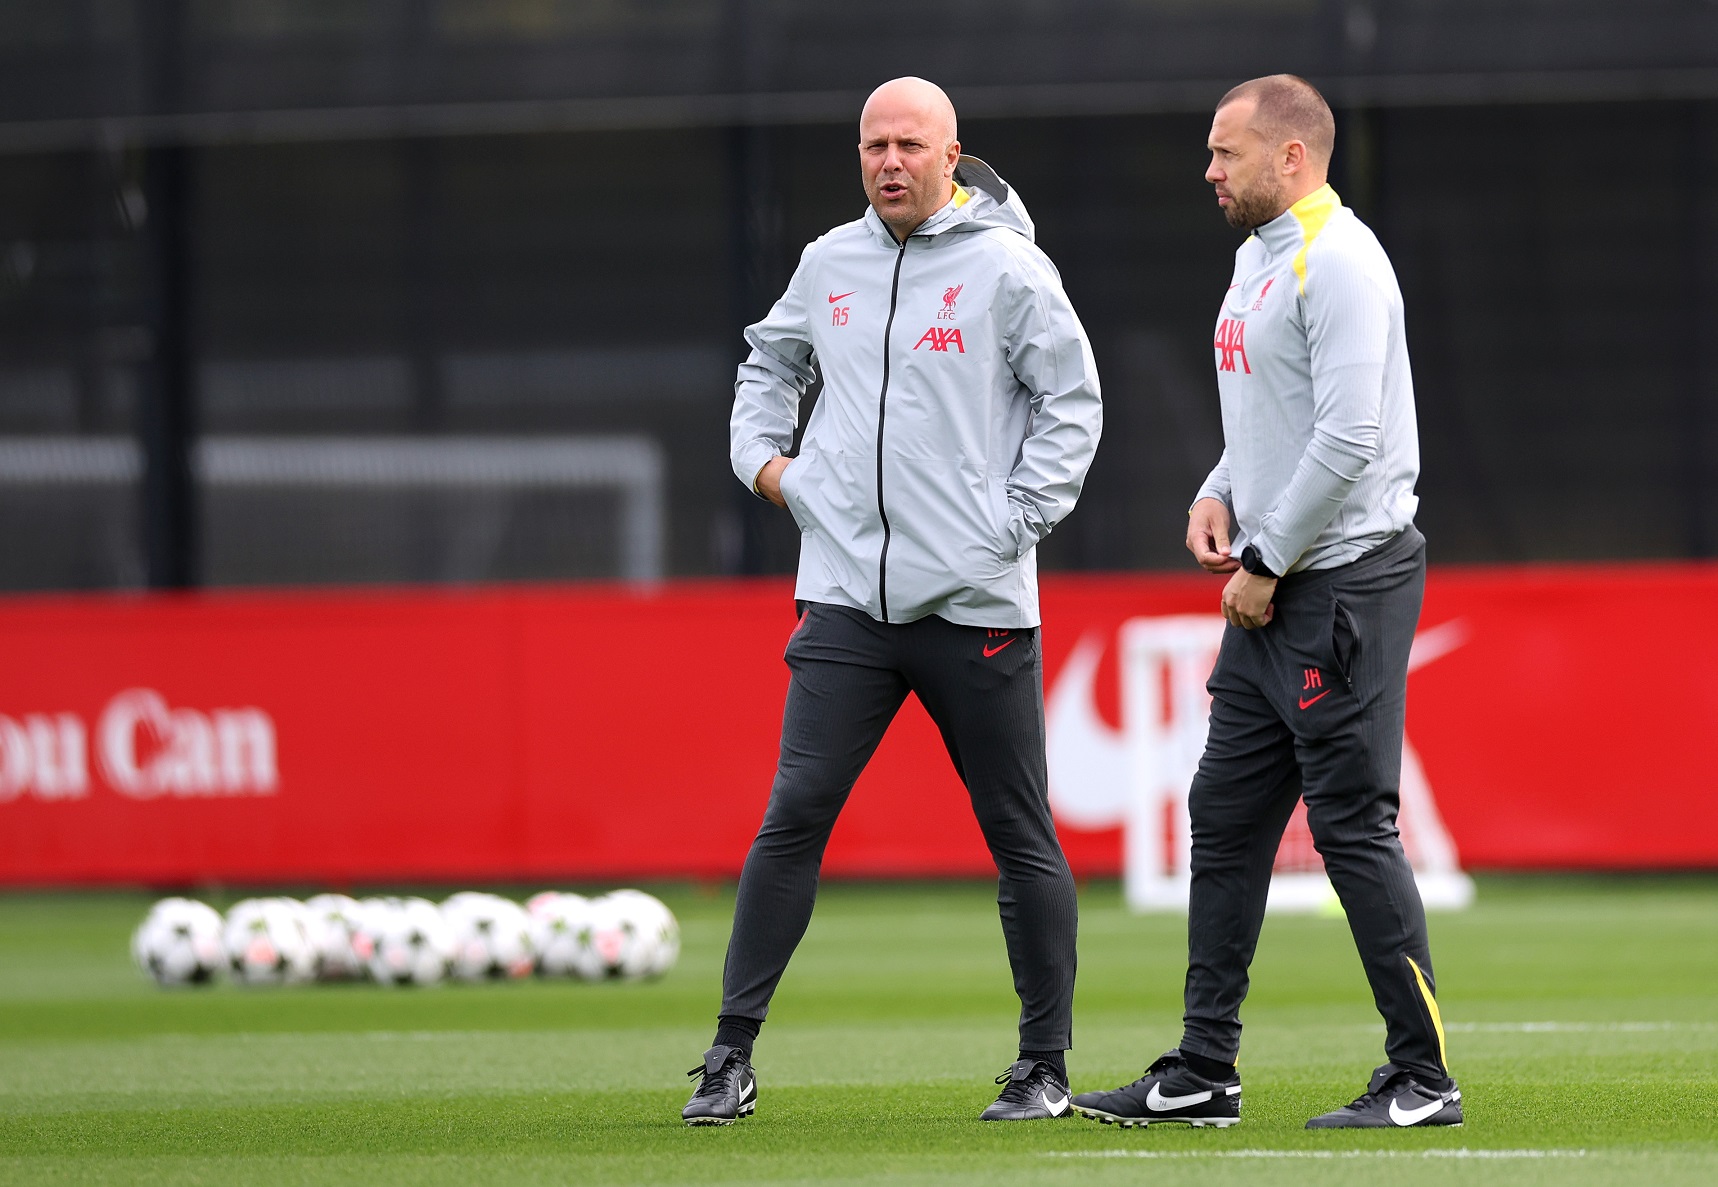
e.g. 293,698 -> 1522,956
730,157 -> 1102,628
1195,185 -> 1420,575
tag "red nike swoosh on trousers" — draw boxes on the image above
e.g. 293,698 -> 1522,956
828,291 -> 857,303
982,639 -> 1016,657
1298,690 -> 1331,709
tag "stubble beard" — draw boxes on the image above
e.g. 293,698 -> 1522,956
877,203 -> 922,239
1224,177 -> 1288,232
867,173 -> 943,240
872,191 -> 927,240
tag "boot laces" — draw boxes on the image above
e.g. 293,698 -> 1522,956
687,1053 -> 742,1099
992,1063 -> 1047,1105
1346,1070 -> 1414,1111
1128,1052 -> 1183,1087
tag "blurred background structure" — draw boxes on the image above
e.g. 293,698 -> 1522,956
2,0 -> 1716,592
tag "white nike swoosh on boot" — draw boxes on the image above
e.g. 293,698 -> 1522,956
1388,1095 -> 1445,1125
738,1079 -> 755,1104
1146,1083 -> 1214,1111
1041,1089 -> 1070,1116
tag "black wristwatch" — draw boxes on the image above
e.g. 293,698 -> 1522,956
1240,545 -> 1279,580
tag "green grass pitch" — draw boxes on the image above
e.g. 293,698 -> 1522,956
1,876 -> 1714,1185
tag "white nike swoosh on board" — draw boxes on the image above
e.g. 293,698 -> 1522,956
738,1079 -> 755,1104
1388,1096 -> 1445,1125
1041,1090 -> 1070,1117
1146,1083 -> 1214,1111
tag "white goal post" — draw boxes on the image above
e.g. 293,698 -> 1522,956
0,435 -> 666,584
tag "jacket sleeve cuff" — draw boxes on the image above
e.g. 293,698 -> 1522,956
733,440 -> 780,495
1192,485 -> 1230,512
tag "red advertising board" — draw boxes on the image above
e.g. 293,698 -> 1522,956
1,565 -> 1715,886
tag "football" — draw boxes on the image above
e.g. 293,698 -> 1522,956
574,893 -> 653,981
360,896 -> 454,987
131,897 -> 226,987
526,891 -> 594,978
222,897 -> 317,987
441,891 -> 535,981
603,889 -> 680,978
300,893 -> 371,981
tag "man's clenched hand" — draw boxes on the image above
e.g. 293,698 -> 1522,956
1221,569 -> 1276,630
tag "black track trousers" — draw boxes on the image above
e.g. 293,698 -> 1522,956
1180,526 -> 1451,1083
719,602 -> 1078,1052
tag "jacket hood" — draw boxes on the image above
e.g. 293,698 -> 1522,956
863,155 -> 1035,246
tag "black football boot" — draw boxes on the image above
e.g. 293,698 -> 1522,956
682,1044 -> 757,1126
1072,1049 -> 1241,1128
1305,1063 -> 1462,1129
979,1058 -> 1075,1121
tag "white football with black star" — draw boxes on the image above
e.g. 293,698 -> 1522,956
527,892 -> 593,978
222,897 -> 316,987
300,893 -> 370,981
132,897 -> 226,987
603,889 -> 680,978
575,893 -> 653,981
359,896 -> 455,987
441,892 -> 535,982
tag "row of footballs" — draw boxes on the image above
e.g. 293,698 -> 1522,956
131,889 -> 680,987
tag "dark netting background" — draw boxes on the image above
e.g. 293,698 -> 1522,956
1,1 -> 1714,590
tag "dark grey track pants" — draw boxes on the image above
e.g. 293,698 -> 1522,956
1180,526 -> 1450,1083
719,602 -> 1079,1052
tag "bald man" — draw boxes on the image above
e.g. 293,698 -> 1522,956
1073,75 -> 1461,1131
685,77 -> 1102,1125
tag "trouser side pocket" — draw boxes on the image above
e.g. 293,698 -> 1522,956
1332,598 -> 1360,688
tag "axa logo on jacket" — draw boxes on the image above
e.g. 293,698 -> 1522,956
913,327 -> 965,353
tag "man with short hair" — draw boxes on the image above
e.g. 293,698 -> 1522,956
684,77 -> 1101,1126
1073,74 -> 1461,1131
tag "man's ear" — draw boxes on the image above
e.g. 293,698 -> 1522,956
1281,139 -> 1308,177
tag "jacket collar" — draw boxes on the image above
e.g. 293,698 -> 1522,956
859,156 -> 1031,248
864,183 -> 968,246
1255,183 -> 1342,257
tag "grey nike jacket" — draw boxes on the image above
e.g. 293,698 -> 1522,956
729,157 -> 1102,628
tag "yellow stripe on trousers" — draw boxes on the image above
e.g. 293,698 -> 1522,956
1408,956 -> 1449,1069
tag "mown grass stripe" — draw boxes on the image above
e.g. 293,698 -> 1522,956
1046,1148 -> 1591,1159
